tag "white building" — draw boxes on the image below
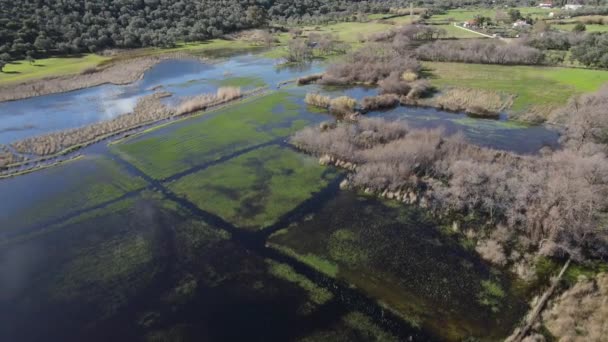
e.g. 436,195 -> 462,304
513,20 -> 531,28
563,4 -> 583,10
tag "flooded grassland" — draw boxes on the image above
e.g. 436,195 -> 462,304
0,54 -> 567,341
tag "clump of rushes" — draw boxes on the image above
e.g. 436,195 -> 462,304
361,94 -> 400,112
436,88 -> 512,117
329,96 -> 357,115
304,93 -> 331,109
175,86 -> 241,115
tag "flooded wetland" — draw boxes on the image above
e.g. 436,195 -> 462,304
0,51 -> 562,341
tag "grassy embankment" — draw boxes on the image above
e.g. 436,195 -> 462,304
425,62 -> 608,118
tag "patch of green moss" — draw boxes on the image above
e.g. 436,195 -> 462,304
266,259 -> 333,305
167,145 -> 339,230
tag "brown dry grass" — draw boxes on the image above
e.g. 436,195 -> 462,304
10,86 -> 256,158
329,96 -> 357,115
0,146 -> 20,168
176,87 -> 242,115
12,92 -> 174,156
542,273 -> 608,341
304,93 -> 331,108
436,88 -> 514,117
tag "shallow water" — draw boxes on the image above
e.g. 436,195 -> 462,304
0,55 -> 323,144
367,105 -> 560,154
0,52 -> 556,341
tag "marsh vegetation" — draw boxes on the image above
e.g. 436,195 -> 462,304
3,5 -> 608,342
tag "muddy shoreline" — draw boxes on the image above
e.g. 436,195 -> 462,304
0,52 -> 205,103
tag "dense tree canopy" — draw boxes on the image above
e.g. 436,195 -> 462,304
0,0 -> 409,60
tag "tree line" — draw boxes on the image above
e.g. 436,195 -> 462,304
0,0 -> 407,62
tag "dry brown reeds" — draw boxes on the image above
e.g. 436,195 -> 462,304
360,94 -> 400,112
10,87 -> 252,158
175,87 -> 242,115
436,88 -> 513,117
291,116 -> 608,260
12,92 -> 174,156
329,96 -> 357,115
297,73 -> 324,85
305,93 -> 331,109
0,146 -> 20,168
541,273 -> 608,341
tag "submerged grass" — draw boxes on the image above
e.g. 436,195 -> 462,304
167,145 -> 339,230
214,76 -> 266,88
0,156 -> 147,233
266,259 -> 333,305
268,191 -> 526,341
112,91 -> 309,180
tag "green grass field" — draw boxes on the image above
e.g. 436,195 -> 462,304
425,62 -> 608,116
112,91 -> 312,180
439,24 -> 487,38
428,7 -> 552,23
0,54 -> 110,84
554,23 -> 608,32
167,145 -> 339,230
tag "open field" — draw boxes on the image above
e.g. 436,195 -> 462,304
0,54 -> 110,84
112,91 -> 316,180
437,24 -> 487,38
425,61 -> 608,117
168,145 -> 339,230
553,23 -> 608,32
427,7 -> 553,23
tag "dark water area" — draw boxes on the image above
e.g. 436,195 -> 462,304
368,106 -> 560,154
0,53 -> 557,341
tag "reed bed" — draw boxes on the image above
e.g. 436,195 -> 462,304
436,88 -> 513,117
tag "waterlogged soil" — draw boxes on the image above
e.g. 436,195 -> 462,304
269,191 -> 528,341
0,191 -> 382,342
366,105 -> 560,154
0,53 -> 561,341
